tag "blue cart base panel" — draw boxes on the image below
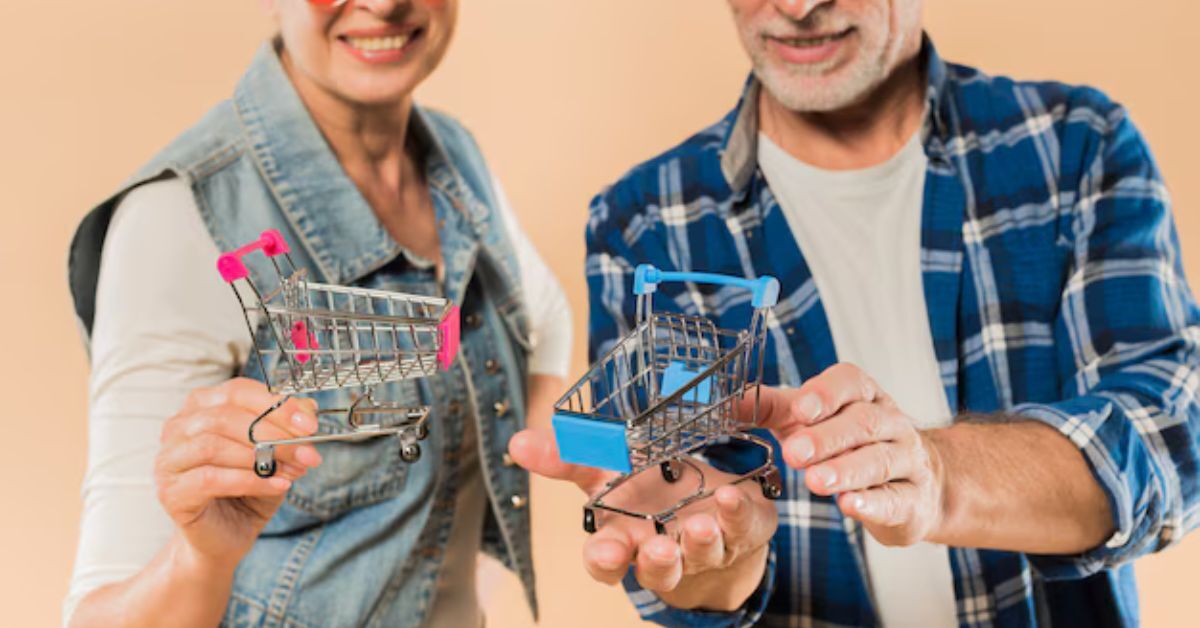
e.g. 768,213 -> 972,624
552,411 -> 632,473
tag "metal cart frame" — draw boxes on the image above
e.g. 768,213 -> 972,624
216,229 -> 459,477
552,264 -> 782,534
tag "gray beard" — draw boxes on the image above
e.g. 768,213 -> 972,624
751,49 -> 891,113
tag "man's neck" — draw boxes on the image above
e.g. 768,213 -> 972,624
758,53 -> 926,171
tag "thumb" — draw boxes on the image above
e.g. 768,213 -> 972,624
508,429 -> 609,494
736,386 -> 809,440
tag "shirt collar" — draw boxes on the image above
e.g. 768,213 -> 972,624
719,33 -> 952,194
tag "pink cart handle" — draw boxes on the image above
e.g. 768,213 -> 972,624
437,305 -> 460,371
216,229 -> 291,283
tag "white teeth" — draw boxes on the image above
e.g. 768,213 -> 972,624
348,35 -> 409,52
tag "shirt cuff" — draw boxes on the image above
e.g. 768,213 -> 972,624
1012,399 -> 1166,579
620,540 -> 776,627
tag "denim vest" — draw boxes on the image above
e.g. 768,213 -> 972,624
68,43 -> 537,626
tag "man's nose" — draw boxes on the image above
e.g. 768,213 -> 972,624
769,0 -> 835,21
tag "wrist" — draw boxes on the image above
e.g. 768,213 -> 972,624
920,427 -> 958,546
170,534 -> 240,582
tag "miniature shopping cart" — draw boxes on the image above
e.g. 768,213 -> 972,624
552,264 -> 783,535
217,229 -> 459,478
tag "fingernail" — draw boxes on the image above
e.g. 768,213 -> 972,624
788,436 -> 815,464
269,477 -> 292,491
292,412 -> 315,429
595,556 -> 623,571
853,495 -> 870,515
297,446 -> 323,467
810,466 -> 837,489
650,543 -> 679,562
796,394 -> 822,421
693,525 -> 717,543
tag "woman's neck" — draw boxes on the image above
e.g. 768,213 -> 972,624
280,49 -> 416,190
278,48 -> 440,264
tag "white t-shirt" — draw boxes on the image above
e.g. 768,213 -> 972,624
757,131 -> 958,628
65,177 -> 572,626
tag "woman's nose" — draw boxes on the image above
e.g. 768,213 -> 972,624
352,0 -> 409,15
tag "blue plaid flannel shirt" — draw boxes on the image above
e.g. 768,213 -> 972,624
586,38 -> 1200,627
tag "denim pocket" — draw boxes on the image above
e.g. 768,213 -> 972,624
274,382 -> 420,524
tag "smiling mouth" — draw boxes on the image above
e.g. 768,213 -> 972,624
771,27 -> 853,48
338,28 -> 423,54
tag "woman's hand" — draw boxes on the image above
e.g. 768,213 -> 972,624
509,429 -> 777,612
155,378 -> 323,567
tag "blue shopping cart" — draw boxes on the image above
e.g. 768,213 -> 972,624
553,264 -> 783,534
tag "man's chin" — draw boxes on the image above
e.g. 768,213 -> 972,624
756,62 -> 881,113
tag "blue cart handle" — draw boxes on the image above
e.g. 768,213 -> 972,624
633,264 -> 780,308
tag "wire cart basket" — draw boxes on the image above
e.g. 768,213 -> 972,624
552,264 -> 782,535
216,229 -> 460,478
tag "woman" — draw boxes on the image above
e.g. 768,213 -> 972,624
64,1 -> 570,626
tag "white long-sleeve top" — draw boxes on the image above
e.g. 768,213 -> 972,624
64,176 -> 572,625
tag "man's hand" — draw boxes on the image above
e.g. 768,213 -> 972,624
759,363 -> 946,546
509,429 -> 777,611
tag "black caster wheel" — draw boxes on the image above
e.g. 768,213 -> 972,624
660,460 -> 681,483
400,442 -> 422,463
414,423 -> 429,441
583,508 -> 596,534
254,446 -> 277,478
254,458 -> 277,479
758,469 -> 783,500
654,520 -> 667,536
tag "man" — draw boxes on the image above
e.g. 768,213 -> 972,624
510,0 -> 1200,625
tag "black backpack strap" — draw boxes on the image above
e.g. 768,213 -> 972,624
67,171 -> 178,345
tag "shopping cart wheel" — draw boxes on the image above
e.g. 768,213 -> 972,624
254,446 -> 277,479
654,520 -> 667,536
758,468 -> 783,500
583,508 -> 596,534
400,442 -> 422,463
660,461 -> 681,483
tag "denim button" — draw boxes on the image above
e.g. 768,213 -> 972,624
493,399 -> 510,418
502,453 -> 515,467
485,358 -> 500,374
510,494 -> 527,510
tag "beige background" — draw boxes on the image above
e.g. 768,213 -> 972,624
1,1 -> 1197,626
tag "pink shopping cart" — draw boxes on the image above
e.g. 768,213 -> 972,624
217,229 -> 460,477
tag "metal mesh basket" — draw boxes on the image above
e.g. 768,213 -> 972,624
216,229 -> 459,477
552,264 -> 783,534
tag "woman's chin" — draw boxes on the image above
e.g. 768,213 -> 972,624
330,80 -> 418,109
